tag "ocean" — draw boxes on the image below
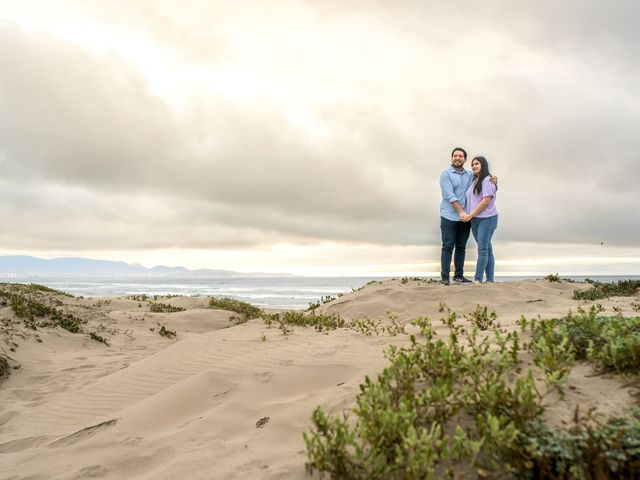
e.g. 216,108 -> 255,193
2,275 -> 639,309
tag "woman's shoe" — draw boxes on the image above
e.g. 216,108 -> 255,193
453,276 -> 472,284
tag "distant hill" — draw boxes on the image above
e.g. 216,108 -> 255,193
0,255 -> 291,278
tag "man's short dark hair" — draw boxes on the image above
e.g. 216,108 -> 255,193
451,147 -> 467,159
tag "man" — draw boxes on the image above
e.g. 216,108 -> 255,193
439,147 -> 476,285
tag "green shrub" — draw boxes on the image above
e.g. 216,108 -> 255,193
89,332 -> 109,345
209,297 -> 264,323
308,294 -> 339,311
385,312 -> 406,336
265,310 -> 346,333
305,316 -> 540,478
573,279 -> 640,301
586,317 -> 640,374
529,319 -> 575,392
158,325 -> 176,339
0,355 -> 10,379
532,307 -> 640,375
149,302 -> 185,313
278,321 -> 292,337
525,409 -> 640,479
0,287 -> 85,333
543,273 -> 576,284
127,294 -> 150,302
465,305 -> 500,331
305,308 -> 640,478
53,311 -> 84,333
27,283 -> 74,297
350,317 -> 383,336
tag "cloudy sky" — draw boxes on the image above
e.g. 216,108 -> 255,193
1,1 -> 638,275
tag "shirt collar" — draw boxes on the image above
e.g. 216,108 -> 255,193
448,166 -> 470,175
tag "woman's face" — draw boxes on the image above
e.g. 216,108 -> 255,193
471,159 -> 482,175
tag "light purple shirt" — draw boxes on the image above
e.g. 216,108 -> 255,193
466,176 -> 498,218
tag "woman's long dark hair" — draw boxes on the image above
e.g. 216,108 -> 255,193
472,156 -> 491,195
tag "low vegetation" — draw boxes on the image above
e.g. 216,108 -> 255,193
350,317 -> 383,336
465,305 -> 501,331
127,294 -> 150,302
531,307 -> 640,375
544,273 -> 575,283
209,297 -> 264,323
24,283 -> 74,297
384,312 -> 407,336
304,307 -> 640,479
264,310 -> 347,333
308,294 -> 342,311
0,284 -> 85,333
149,302 -> 185,313
399,276 -> 439,285
89,332 -> 109,345
158,325 -> 177,339
207,294 -> 408,337
573,279 -> 640,301
349,312 -> 406,337
0,354 -> 10,379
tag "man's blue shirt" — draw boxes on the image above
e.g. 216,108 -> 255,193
439,166 -> 474,221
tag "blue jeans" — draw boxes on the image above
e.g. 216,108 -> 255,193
470,215 -> 498,282
440,217 -> 471,279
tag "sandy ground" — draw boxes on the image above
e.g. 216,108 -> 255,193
1,279 -> 639,479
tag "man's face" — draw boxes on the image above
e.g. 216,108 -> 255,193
451,150 -> 466,169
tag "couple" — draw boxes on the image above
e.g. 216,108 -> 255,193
439,147 -> 499,285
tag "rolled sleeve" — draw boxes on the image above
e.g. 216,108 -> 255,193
439,171 -> 458,204
482,178 -> 496,198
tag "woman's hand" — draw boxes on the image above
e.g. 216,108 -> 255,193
460,213 -> 472,222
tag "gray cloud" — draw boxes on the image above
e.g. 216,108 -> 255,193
0,1 -> 639,255
0,24 -> 183,184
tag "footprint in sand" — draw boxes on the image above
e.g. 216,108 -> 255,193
72,465 -> 108,479
0,435 -> 52,453
62,364 -> 95,372
10,389 -> 43,401
121,436 -> 143,446
255,371 -> 273,382
0,410 -> 18,426
48,419 -> 118,448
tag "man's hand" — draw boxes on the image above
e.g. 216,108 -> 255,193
460,213 -> 471,222
490,175 -> 498,185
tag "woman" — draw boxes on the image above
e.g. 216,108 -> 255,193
461,156 -> 498,283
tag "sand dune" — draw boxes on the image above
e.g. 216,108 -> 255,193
1,279 -> 639,479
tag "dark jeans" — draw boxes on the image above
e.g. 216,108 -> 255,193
440,216 -> 471,279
